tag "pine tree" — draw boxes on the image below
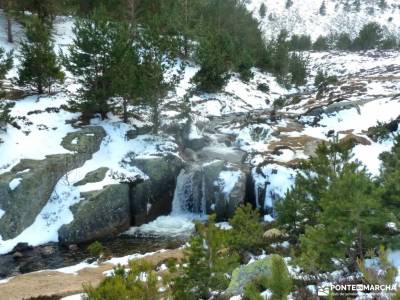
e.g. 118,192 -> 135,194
192,30 -> 232,92
335,33 -> 353,50
0,48 -> 13,131
18,18 -> 64,94
106,21 -> 140,123
319,1 -> 327,16
354,22 -> 383,50
379,0 -> 388,10
379,135 -> 400,220
276,141 -> 354,242
0,101 -> 15,132
18,0 -> 56,24
289,52 -> 309,86
228,203 -> 264,254
64,8 -> 115,118
271,30 -> 290,84
266,255 -> 293,300
84,260 -> 168,299
259,3 -> 266,18
172,215 -> 240,299
296,161 -> 390,273
138,26 -> 180,132
313,36 -> 329,51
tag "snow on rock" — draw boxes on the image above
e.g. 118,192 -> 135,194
0,177 -> 80,254
302,98 -> 400,140
252,164 -> 296,209
0,116 -> 180,254
216,222 -> 233,230
190,69 -> 287,117
188,123 -> 203,140
216,170 -> 243,200
0,95 -> 79,175
8,177 -> 22,191
263,214 -> 275,222
126,216 -> 196,238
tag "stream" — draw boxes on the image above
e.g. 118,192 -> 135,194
0,234 -> 186,280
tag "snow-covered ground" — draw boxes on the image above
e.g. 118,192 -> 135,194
247,0 -> 400,41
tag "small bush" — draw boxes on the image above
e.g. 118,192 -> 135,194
244,279 -> 264,300
367,121 -> 392,142
259,3 -> 266,18
228,204 -> 264,254
381,36 -> 398,49
319,1 -> 327,16
336,33 -> 353,50
84,260 -> 163,300
273,97 -> 286,109
289,34 -> 312,51
164,257 -> 178,272
313,36 -> 329,51
0,101 -> 15,131
87,241 -> 104,257
314,69 -> 338,88
257,83 -> 270,93
291,95 -> 301,105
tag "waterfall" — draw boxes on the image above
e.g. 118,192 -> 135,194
171,166 -> 207,216
135,165 -> 208,237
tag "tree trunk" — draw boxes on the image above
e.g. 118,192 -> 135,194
123,98 -> 128,123
7,16 -> 12,43
357,229 -> 364,261
183,0 -> 189,57
152,101 -> 159,134
127,0 -> 136,24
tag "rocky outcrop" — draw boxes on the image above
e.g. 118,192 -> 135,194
226,256 -> 274,295
56,153 -> 185,244
0,126 -> 106,239
129,154 -> 183,225
58,184 -> 130,245
339,133 -> 371,147
73,167 -> 109,186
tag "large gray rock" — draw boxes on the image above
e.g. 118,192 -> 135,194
58,184 -> 130,245
73,167 -> 109,186
0,126 -> 106,239
226,256 -> 275,295
129,154 -> 183,225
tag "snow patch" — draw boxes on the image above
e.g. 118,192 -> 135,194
216,170 -> 242,200
8,178 -> 22,191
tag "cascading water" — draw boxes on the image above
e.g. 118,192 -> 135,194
171,166 -> 207,216
133,164 -> 208,237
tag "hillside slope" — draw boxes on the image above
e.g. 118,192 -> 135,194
247,0 -> 400,40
